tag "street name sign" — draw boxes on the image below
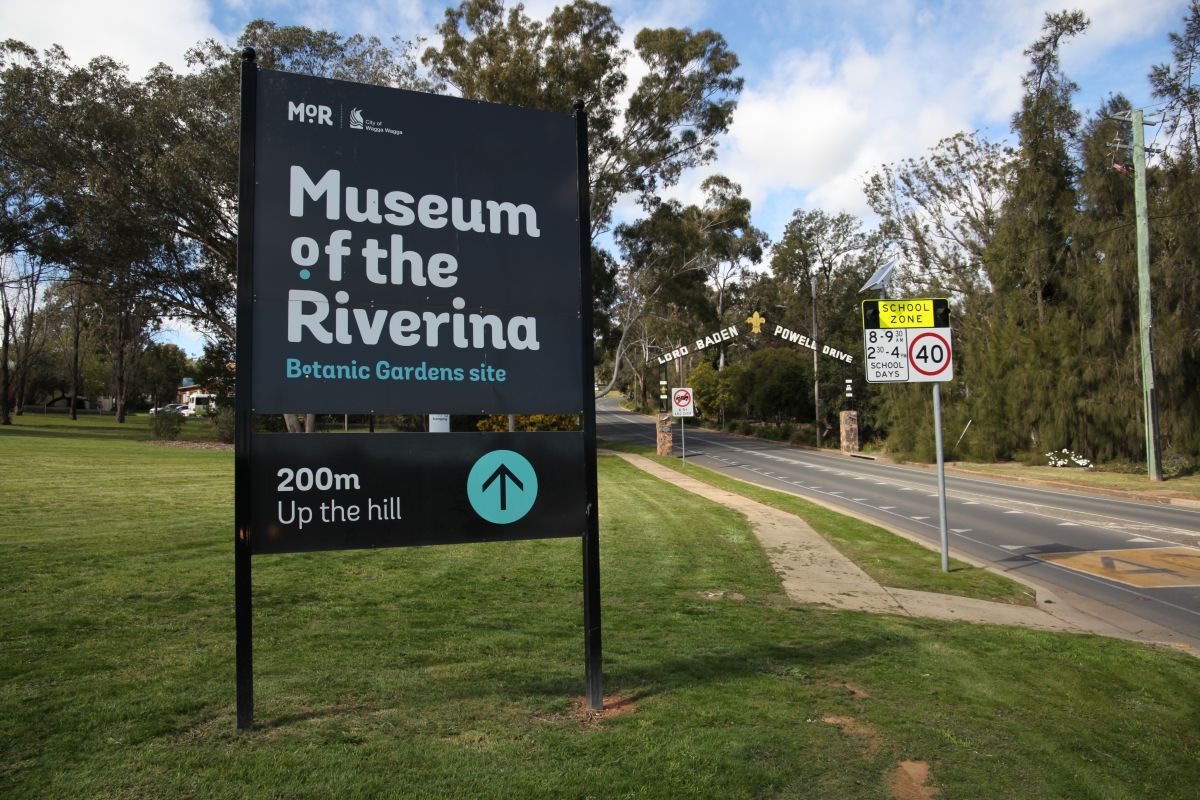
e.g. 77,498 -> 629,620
861,298 -> 953,383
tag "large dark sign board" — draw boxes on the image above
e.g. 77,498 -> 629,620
251,69 -> 583,414
234,53 -> 601,731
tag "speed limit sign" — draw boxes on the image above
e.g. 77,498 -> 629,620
861,299 -> 953,383
907,329 -> 953,381
671,387 -> 695,417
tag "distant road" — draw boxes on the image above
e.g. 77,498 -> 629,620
597,397 -> 1200,648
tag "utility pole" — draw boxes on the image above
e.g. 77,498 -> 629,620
1113,109 -> 1163,481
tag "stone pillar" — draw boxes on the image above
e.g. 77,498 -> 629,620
839,410 -> 860,453
656,416 -> 674,456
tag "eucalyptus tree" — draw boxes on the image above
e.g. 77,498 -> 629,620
694,176 -> 766,368
0,42 -> 171,422
136,20 -> 434,346
143,22 -> 434,431
424,0 -> 743,390
596,184 -> 760,395
424,0 -> 742,237
766,209 -> 868,441
770,208 -> 869,353
864,131 -> 1010,298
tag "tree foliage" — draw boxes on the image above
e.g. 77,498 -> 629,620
424,0 -> 742,236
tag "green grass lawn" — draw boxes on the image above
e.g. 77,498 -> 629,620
599,439 -> 1033,606
2,417 -> 1199,798
8,408 -> 224,444
949,461 -> 1200,502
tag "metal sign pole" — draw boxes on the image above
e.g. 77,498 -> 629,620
932,383 -> 950,572
234,47 -> 258,731
681,417 -> 686,463
575,102 -> 603,712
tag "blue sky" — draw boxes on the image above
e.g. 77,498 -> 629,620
2,0 -> 1190,355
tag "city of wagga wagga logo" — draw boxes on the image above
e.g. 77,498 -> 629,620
286,166 -> 542,351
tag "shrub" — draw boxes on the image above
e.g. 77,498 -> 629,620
211,408 -> 235,444
150,411 -> 184,440
1044,448 -> 1092,468
477,414 -> 581,432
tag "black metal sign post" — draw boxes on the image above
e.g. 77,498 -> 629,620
235,48 -> 258,731
235,53 -> 599,728
575,102 -> 602,711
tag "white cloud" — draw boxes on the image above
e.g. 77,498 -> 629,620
276,0 -> 432,37
158,318 -> 209,359
704,0 -> 1185,238
0,0 -> 223,76
1062,0 -> 1181,57
616,0 -> 711,30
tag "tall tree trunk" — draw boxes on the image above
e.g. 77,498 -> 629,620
113,308 -> 128,423
282,413 -> 318,433
13,279 -> 37,415
68,291 -> 81,420
0,299 -> 11,425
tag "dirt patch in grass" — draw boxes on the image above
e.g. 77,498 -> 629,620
148,440 -> 233,451
821,681 -> 871,699
887,760 -> 937,800
822,716 -> 938,798
822,715 -> 883,754
698,589 -> 746,601
572,695 -> 639,723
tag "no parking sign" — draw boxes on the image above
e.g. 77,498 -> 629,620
671,387 -> 695,417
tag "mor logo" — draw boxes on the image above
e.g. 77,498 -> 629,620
287,101 -> 333,126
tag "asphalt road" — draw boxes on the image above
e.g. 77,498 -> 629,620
596,397 -> 1200,647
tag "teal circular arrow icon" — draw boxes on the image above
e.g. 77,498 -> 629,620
467,450 -> 538,524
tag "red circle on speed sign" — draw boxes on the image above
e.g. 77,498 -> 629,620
908,331 -> 952,376
673,389 -> 692,407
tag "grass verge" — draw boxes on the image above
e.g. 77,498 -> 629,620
948,461 -> 1200,503
599,438 -> 1032,606
2,418 -> 1198,798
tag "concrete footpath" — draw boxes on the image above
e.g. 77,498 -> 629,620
608,451 -> 1194,647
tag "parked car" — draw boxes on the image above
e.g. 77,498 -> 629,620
149,403 -> 187,415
